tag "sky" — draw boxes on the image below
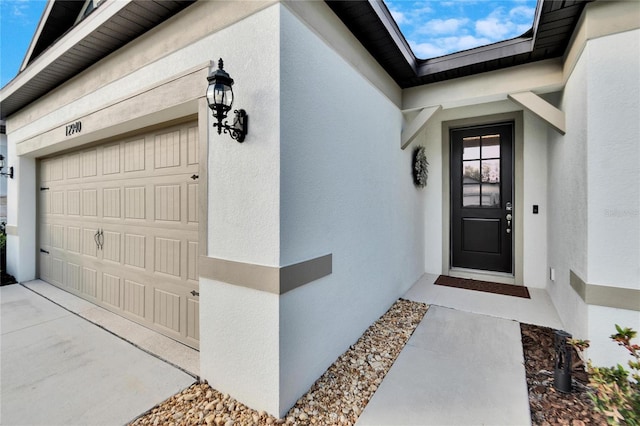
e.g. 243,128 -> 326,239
384,0 -> 538,59
1,0 -> 46,88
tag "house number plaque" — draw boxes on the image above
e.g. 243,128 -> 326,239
65,121 -> 82,136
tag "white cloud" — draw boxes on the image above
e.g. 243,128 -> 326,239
446,35 -> 493,51
11,0 -> 29,18
420,18 -> 469,35
510,5 -> 535,20
388,7 -> 409,26
475,16 -> 512,40
387,2 -> 433,27
412,4 -> 434,15
2,0 -> 39,25
475,4 -> 534,41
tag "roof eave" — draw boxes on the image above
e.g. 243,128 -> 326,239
18,0 -> 55,72
327,0 -> 589,89
0,1 -> 195,121
0,1 -> 132,119
416,37 -> 535,77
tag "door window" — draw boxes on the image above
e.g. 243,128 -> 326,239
462,134 -> 501,207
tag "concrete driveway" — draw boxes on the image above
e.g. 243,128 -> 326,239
1,284 -> 195,425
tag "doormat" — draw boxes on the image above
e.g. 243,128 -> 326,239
435,275 -> 530,299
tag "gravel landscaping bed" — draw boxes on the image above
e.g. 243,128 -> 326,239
130,299 -> 428,426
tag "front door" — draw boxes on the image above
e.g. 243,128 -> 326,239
450,122 -> 513,273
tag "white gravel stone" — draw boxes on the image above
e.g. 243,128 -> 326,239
129,299 -> 428,426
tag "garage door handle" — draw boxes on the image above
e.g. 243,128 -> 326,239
190,290 -> 199,297
94,229 -> 104,250
191,174 -> 198,180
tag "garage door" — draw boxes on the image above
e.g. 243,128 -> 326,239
39,121 -> 200,348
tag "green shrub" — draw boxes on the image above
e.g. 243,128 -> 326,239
571,325 -> 640,425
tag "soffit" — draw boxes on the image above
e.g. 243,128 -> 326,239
1,0 -> 195,120
22,1 -> 85,70
326,0 -> 590,89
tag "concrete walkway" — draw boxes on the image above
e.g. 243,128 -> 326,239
357,306 -> 531,425
0,283 -> 195,425
357,274 -> 564,425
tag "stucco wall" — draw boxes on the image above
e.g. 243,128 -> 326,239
278,4 -> 423,412
586,29 -> 640,291
588,305 -> 640,368
198,3 -> 282,415
5,154 -> 36,282
585,29 -> 640,367
200,277 -> 281,414
546,47 -> 590,341
522,111 -> 548,288
547,28 -> 640,367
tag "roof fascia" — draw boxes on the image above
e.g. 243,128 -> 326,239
19,1 -> 55,72
369,0 -> 417,74
1,0 -> 129,102
530,0 -> 544,43
416,36 -> 534,76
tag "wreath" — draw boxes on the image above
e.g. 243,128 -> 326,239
412,146 -> 429,188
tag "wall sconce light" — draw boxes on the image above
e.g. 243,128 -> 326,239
206,58 -> 248,143
0,154 -> 13,179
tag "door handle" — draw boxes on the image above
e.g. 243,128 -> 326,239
94,229 -> 104,250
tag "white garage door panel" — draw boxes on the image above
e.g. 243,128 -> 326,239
38,122 -> 200,348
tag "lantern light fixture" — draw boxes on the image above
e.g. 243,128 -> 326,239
0,154 -> 13,179
206,58 -> 248,143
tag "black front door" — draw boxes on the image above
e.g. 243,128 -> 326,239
451,123 -> 513,273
